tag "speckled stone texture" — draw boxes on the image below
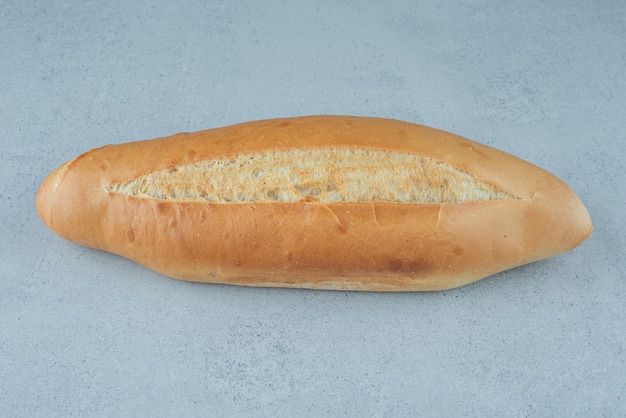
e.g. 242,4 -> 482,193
1,0 -> 624,416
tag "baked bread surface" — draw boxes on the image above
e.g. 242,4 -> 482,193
36,116 -> 592,291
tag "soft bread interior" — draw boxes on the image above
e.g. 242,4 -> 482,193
107,147 -> 516,204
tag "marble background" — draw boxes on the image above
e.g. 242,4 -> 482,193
1,0 -> 624,416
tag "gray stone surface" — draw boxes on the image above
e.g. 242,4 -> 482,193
1,0 -> 624,416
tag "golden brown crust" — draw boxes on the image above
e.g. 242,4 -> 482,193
36,116 -> 592,291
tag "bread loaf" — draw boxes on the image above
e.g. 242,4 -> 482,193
36,116 -> 592,291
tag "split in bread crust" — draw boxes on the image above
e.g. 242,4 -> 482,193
107,147 -> 517,204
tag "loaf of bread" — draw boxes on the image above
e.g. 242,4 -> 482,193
36,116 -> 592,291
